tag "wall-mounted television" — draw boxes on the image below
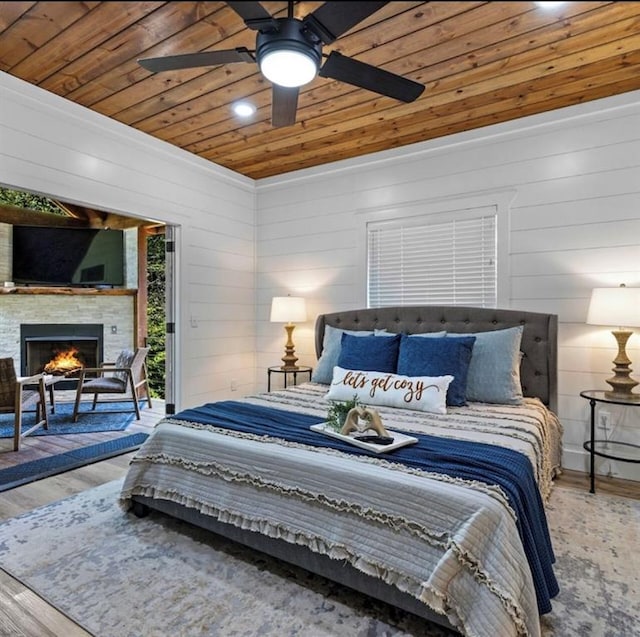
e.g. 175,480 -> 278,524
12,225 -> 125,287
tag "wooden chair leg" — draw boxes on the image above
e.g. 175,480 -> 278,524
143,364 -> 153,409
38,380 -> 49,431
13,413 -> 21,451
144,379 -> 153,409
48,384 -> 56,414
13,384 -> 22,451
72,381 -> 84,423
133,391 -> 141,420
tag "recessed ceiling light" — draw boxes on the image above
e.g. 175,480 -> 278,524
233,102 -> 256,117
535,1 -> 566,9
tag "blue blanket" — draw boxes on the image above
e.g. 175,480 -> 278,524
173,400 -> 558,614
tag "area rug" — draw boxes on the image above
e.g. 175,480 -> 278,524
0,481 -> 638,637
0,400 -> 147,438
0,433 -> 149,492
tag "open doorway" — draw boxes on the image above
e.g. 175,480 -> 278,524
0,187 -> 176,408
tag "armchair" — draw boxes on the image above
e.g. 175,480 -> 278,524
0,357 -> 49,451
72,347 -> 152,422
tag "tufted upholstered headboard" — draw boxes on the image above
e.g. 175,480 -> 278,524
315,305 -> 558,413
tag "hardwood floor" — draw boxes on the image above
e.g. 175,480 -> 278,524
0,410 -> 638,636
556,467 -> 640,499
0,391 -> 161,472
0,396 -> 164,637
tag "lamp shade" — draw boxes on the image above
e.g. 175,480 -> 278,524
586,286 -> 640,328
270,296 -> 307,323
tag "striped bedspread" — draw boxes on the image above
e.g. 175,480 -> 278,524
120,382 -> 563,637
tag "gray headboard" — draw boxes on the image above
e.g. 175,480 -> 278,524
315,305 -> 558,412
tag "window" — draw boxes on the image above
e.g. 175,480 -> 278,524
367,207 -> 497,308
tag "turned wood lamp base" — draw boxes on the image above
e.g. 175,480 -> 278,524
604,329 -> 640,401
279,323 -> 299,370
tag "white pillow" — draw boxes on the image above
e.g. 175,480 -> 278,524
326,366 -> 453,415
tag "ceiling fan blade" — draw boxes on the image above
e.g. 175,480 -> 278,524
139,48 -> 254,73
225,1 -> 278,31
319,51 -> 424,103
303,1 -> 388,44
272,85 -> 299,128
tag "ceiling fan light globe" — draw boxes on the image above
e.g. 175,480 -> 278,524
260,49 -> 318,88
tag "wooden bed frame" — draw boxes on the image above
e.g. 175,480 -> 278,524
131,305 -> 558,633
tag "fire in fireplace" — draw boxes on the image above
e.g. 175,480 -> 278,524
20,324 -> 104,388
43,346 -> 85,375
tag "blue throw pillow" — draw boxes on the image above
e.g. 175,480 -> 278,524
312,326 -> 375,384
447,326 -> 524,404
338,333 -> 401,373
397,334 -> 476,406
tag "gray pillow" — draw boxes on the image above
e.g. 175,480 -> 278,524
113,349 -> 135,385
448,326 -> 524,404
404,331 -> 447,338
312,326 -> 374,384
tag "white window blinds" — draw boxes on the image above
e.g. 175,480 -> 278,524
367,211 -> 497,308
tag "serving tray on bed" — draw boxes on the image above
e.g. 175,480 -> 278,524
310,423 -> 419,453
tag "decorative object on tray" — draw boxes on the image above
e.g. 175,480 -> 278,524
339,405 -> 388,437
321,398 -> 417,453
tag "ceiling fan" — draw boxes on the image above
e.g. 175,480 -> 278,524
138,1 -> 425,128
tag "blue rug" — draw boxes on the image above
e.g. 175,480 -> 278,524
0,433 -> 149,491
0,400 -> 147,438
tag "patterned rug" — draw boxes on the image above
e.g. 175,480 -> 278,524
0,400 -> 147,437
0,480 -> 637,637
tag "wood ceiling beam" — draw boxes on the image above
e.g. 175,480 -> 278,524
0,203 -> 163,231
0,204 -> 87,227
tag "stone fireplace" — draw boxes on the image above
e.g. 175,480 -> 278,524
0,291 -> 136,377
0,222 -> 139,382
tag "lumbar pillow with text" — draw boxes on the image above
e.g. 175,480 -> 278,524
326,366 -> 453,415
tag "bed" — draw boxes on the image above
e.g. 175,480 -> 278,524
120,305 -> 562,637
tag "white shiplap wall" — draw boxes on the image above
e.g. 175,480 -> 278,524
256,91 -> 640,481
0,71 -> 257,411
2,68 -> 639,481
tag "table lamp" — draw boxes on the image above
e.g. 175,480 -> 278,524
586,284 -> 640,400
270,296 -> 307,370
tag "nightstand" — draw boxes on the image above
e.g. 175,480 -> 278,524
580,390 -> 640,493
267,366 -> 312,391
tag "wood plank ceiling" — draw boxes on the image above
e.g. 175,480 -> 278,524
1,1 -> 640,180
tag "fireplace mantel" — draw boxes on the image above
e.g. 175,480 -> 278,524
1,287 -> 136,296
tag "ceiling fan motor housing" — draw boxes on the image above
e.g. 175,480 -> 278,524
256,18 -> 323,76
